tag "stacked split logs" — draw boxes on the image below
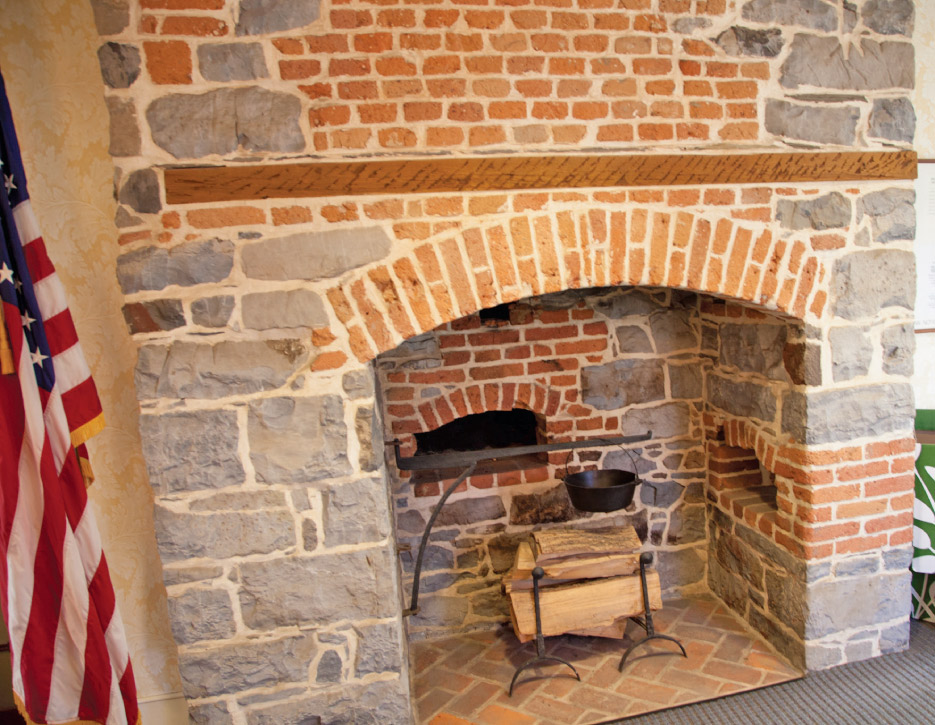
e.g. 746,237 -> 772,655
504,527 -> 662,643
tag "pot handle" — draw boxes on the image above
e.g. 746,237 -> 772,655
617,445 -> 642,482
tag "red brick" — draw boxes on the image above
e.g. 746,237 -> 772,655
465,9 -> 504,28
378,8 -> 416,27
354,32 -> 393,53
376,57 -> 417,76
329,58 -> 370,76
508,57 -> 545,75
141,0 -> 223,7
309,106 -> 350,127
424,55 -> 461,75
511,10 -> 547,29
449,102 -> 484,122
489,101 -> 527,119
401,33 -> 441,51
633,58 -> 672,75
549,58 -> 585,75
161,15 -> 227,36
865,512 -> 913,534
575,34 -> 609,53
634,13 -> 667,32
331,10 -> 372,29
358,103 -> 397,124
425,9 -> 460,27
187,206 -> 264,228
144,40 -> 192,84
469,126 -> 506,146
516,80 -> 552,98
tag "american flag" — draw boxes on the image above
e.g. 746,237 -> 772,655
0,72 -> 139,724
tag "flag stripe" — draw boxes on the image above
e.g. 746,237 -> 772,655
0,70 -> 138,725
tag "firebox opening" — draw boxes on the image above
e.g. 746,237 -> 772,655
478,302 -> 512,326
415,408 -> 539,455
410,409 -> 546,481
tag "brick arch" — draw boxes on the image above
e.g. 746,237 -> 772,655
326,208 -> 827,362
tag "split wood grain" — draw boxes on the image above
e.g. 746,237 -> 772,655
532,527 -> 641,562
163,150 -> 917,204
509,570 -> 662,637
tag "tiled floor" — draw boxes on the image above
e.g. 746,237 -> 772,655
410,593 -> 802,724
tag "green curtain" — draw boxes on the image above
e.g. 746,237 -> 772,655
913,431 -> 935,621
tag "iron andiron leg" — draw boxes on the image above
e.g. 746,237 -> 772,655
618,552 -> 687,672
509,566 -> 580,696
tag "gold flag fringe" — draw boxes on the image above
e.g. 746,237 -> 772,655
78,452 -> 95,488
70,412 -> 106,450
0,303 -> 14,374
14,692 -> 141,725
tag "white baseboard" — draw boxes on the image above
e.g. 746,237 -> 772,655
140,692 -> 189,723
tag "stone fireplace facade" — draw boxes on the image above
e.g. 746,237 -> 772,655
91,0 -> 916,722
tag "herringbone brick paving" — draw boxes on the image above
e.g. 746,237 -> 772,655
410,593 -> 801,724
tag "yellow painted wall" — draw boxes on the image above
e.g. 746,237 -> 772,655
0,0 -> 181,705
916,2 -> 935,407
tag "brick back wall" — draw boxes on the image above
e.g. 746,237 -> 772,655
378,288 -> 711,637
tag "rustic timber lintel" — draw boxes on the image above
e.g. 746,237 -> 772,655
163,150 -> 917,205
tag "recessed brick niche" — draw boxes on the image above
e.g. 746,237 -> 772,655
95,0 -> 918,721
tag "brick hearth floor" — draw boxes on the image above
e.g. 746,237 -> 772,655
410,593 -> 802,724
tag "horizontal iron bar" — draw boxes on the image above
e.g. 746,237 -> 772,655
388,432 -> 652,471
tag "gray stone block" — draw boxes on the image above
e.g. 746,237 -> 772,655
117,239 -> 234,293
410,594 -> 470,630
649,310 -> 698,353
114,207 -> 142,228
833,555 -> 880,578
669,362 -> 703,399
179,633 -> 317,698
621,402 -> 692,439
829,326 -> 872,382
242,228 -> 392,282
97,42 -> 140,88
510,485 -> 576,525
719,323 -> 788,380
672,17 -> 711,33
781,35 -> 914,90
239,548 -> 397,629
122,299 -> 185,334
844,637 -> 874,663
879,619 -> 911,654
191,295 -> 234,327
640,480 -> 684,509
139,410 -> 244,494
105,97 -> 140,157
342,368 -> 374,399
118,168 -> 161,214
163,565 -> 224,587
167,587 -> 235,644
804,643 -> 843,670
782,383 -> 913,444
356,405 -> 381,473
593,289 -> 661,318
832,249 -> 914,320
136,339 -> 306,400
655,546 -> 705,588
189,491 -> 287,512
302,519 -> 318,550
154,506 -> 294,563
198,43 -> 268,82
869,97 -> 915,143
805,571 -> 910,638
396,509 -> 425,536
881,323 -> 914,376
323,478 -> 391,546
766,568 -> 806,635
777,192 -> 852,231
146,87 -> 304,159
244,678 -> 410,725
615,325 -> 653,353
355,622 -> 403,677
707,375 -> 776,423
316,650 -> 342,683
242,289 -> 328,330
668,505 -> 706,544
436,495 -> 507,527
782,341 -> 822,386
236,0 -> 321,36
400,544 -> 454,573
858,189 -> 915,243
862,0 -> 914,36
189,701 -> 231,725
884,545 -> 913,570
716,27 -> 783,57
582,359 -> 665,410
249,396 -> 351,484
742,0 -> 837,31
747,607 -> 805,669
90,0 -> 129,36
765,100 -> 859,146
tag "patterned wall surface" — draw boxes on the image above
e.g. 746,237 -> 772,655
0,0 -> 181,702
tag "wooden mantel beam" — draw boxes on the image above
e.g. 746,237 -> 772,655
163,150 -> 917,205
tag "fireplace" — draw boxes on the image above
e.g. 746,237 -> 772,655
96,0 -> 917,721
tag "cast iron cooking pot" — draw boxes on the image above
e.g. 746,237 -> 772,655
562,447 -> 642,513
